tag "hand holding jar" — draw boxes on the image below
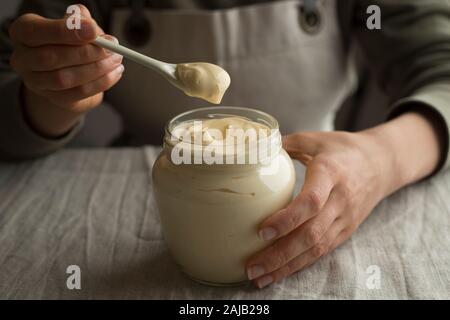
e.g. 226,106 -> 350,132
246,111 -> 443,288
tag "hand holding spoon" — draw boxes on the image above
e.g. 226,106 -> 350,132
94,36 -> 230,104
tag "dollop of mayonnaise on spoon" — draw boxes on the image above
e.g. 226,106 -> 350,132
176,63 -> 231,104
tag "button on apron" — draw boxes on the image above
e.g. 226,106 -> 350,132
299,0 -> 323,35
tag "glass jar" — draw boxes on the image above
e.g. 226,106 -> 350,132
152,106 -> 296,285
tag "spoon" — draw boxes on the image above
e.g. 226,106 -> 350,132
94,36 -> 183,91
93,36 -> 231,104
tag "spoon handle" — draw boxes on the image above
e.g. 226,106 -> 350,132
94,37 -> 175,76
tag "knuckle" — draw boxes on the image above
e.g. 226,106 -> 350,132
18,15 -> 39,45
78,82 -> 92,97
78,46 -> 92,62
283,263 -> 296,278
276,250 -> 291,268
283,206 -> 301,230
103,71 -> 118,88
52,69 -> 72,89
271,246 -> 291,269
10,15 -> 31,40
305,224 -> 323,247
294,131 -> 312,141
311,242 -> 328,258
315,156 -> 340,174
285,258 -> 302,278
341,227 -> 353,240
340,183 -> 353,199
304,189 -> 323,213
273,265 -> 293,282
94,58 -> 109,73
275,257 -> 305,282
36,48 -> 58,70
101,73 -> 113,88
293,132 -> 306,141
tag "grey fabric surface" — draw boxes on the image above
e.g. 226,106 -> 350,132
0,147 -> 449,299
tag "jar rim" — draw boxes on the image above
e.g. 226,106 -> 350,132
163,106 -> 282,166
164,106 -> 280,145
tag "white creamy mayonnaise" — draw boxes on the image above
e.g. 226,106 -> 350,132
176,63 -> 231,104
173,116 -> 271,146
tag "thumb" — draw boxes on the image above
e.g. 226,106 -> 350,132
74,17 -> 100,42
65,4 -> 104,40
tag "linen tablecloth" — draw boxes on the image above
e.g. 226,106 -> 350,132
0,148 -> 449,299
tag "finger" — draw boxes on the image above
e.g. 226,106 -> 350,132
64,4 -> 105,35
282,132 -> 321,158
9,13 -> 99,47
329,228 -> 353,252
254,223 -> 344,288
259,158 -> 337,241
11,38 -> 117,72
64,4 -> 92,19
247,191 -> 343,280
44,64 -> 125,109
25,53 -> 123,91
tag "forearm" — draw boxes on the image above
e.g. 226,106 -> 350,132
360,111 -> 443,197
23,86 -> 84,138
0,74 -> 83,160
353,0 -> 450,188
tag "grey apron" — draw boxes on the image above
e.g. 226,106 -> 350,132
107,0 -> 356,145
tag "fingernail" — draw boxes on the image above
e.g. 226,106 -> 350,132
100,35 -> 118,54
115,64 -> 125,74
111,53 -> 123,63
101,35 -> 119,44
247,265 -> 265,280
256,275 -> 273,289
110,36 -> 119,44
77,20 -> 96,40
259,227 -> 278,241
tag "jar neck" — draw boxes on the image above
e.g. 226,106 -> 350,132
163,129 -> 282,167
162,107 -> 282,168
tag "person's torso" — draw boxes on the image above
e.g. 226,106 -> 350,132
105,0 -> 357,145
